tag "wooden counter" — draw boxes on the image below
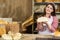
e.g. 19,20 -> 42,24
21,34 -> 60,40
0,34 -> 60,40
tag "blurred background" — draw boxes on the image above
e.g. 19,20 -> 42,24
0,0 -> 60,34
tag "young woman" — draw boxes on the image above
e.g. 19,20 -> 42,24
36,3 -> 58,35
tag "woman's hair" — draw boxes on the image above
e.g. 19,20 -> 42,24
42,3 -> 56,16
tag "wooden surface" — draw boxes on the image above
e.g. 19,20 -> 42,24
0,0 -> 32,22
0,34 -> 60,40
21,34 -> 60,40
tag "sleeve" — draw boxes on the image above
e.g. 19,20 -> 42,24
49,16 -> 58,32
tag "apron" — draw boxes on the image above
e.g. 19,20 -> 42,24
38,16 -> 54,35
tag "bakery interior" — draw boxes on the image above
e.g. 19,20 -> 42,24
0,0 -> 60,40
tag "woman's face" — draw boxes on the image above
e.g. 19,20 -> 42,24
46,4 -> 53,14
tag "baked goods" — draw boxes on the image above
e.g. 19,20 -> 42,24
0,20 -> 7,36
2,31 -> 22,40
54,30 -> 60,37
13,33 -> 22,40
0,27 -> 6,36
37,17 -> 49,22
2,34 -> 12,40
8,31 -> 22,40
9,22 -> 19,33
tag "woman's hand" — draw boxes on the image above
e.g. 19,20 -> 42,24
36,22 -> 44,31
43,22 -> 51,29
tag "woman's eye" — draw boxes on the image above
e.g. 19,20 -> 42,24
47,6 -> 49,8
50,8 -> 53,10
47,6 -> 53,10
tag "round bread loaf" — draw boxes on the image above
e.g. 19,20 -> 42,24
37,17 -> 49,22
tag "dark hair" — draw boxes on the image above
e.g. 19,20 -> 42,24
42,3 -> 56,16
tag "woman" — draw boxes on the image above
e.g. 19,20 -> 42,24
36,3 -> 58,35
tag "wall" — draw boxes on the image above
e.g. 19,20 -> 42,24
0,0 -> 32,22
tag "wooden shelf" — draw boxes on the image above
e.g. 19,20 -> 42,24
34,12 -> 60,15
34,2 -> 60,15
35,2 -> 60,5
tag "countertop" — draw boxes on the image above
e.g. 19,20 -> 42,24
0,34 -> 60,40
21,34 -> 60,40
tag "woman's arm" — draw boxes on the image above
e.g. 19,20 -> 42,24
47,16 -> 58,32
